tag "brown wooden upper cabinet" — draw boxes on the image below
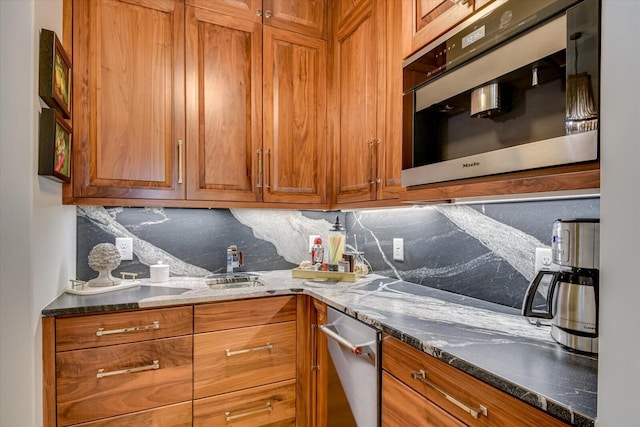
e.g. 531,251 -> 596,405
402,0 -> 493,60
188,0 -> 327,39
185,1 -> 327,204
71,0 -> 186,200
70,0 -> 327,205
332,0 -> 403,205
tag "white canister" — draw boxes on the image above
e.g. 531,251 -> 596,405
150,261 -> 170,283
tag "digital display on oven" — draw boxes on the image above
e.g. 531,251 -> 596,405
462,25 -> 486,49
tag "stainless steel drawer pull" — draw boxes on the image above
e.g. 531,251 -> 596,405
411,370 -> 488,419
97,360 -> 159,378
225,343 -> 273,357
96,320 -> 160,336
225,401 -> 273,422
318,324 -> 375,357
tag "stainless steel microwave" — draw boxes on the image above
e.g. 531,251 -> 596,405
402,0 -> 600,187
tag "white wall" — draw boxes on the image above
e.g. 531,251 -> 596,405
0,1 -> 76,426
597,1 -> 640,425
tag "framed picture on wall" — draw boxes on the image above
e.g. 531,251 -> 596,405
39,29 -> 71,119
39,108 -> 72,183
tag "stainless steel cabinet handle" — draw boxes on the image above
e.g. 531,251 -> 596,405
177,140 -> 183,184
411,369 -> 488,419
265,10 -> 272,19
265,149 -> 271,189
257,148 -> 263,188
374,138 -> 381,184
311,324 -> 319,371
97,360 -> 159,379
318,324 -> 373,357
225,401 -> 273,422
256,8 -> 263,17
367,140 -> 375,185
96,320 -> 159,336
225,343 -> 273,357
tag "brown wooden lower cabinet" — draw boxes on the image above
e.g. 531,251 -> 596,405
44,297 -> 573,427
56,336 -> 193,426
193,296 -> 300,425
193,379 -> 296,426
49,305 -> 194,427
43,297 -> 304,426
382,334 -> 568,427
193,321 -> 297,398
382,371 -> 465,427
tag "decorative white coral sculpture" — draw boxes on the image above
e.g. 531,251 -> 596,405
87,243 -> 122,287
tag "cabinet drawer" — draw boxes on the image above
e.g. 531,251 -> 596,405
56,336 -> 193,426
71,402 -> 192,427
382,334 -> 568,427
194,296 -> 296,333
382,371 -> 465,427
194,321 -> 296,398
193,379 -> 296,426
56,306 -> 193,351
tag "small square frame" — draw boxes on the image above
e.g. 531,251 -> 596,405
39,29 -> 72,119
39,108 -> 72,183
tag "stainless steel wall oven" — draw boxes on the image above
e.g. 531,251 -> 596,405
402,0 -> 600,186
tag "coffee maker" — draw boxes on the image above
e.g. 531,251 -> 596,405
522,219 -> 599,353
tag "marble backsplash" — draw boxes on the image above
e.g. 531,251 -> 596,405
76,197 -> 599,309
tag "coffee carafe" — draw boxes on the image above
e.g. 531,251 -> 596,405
522,219 -> 599,353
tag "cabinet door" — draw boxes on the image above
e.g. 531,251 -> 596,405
186,0 -> 262,22
333,0 -> 381,204
190,0 -> 326,38
71,402 -> 192,427
335,0 -> 370,31
263,26 -> 327,203
382,371 -> 466,427
402,0 -> 474,59
379,0 -> 403,200
194,321 -> 297,398
264,0 -> 327,39
56,336 -> 193,426
185,6 -> 263,202
55,306 -> 193,351
383,334 -> 569,427
193,380 -> 296,426
72,0 -> 185,199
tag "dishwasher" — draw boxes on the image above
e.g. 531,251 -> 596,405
318,307 -> 380,427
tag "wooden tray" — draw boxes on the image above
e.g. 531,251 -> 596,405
291,268 -> 362,282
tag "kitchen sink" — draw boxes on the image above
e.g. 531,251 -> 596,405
205,272 -> 263,290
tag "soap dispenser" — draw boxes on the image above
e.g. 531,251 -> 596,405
328,216 -> 346,271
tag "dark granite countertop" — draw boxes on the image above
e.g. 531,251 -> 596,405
42,271 -> 597,426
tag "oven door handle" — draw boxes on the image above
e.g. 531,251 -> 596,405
318,323 -> 376,359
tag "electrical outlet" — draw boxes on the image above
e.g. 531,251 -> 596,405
115,237 -> 133,260
534,247 -> 557,273
309,235 -> 320,253
393,238 -> 404,262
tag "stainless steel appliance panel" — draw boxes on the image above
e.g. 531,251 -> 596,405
319,307 -> 380,427
402,0 -> 600,186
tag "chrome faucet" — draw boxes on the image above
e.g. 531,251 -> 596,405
226,245 -> 243,273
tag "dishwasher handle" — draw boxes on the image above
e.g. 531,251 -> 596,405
318,323 -> 375,357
